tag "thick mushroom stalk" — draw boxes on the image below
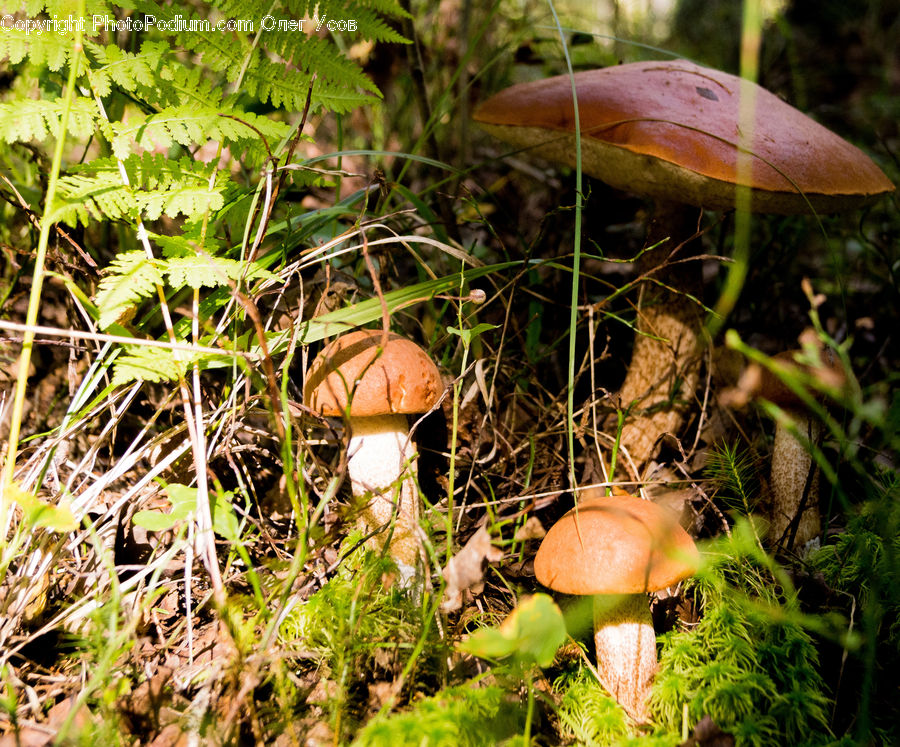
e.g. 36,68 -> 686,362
769,413 -> 821,548
593,593 -> 658,723
346,414 -> 421,575
304,330 -> 443,580
534,492 -> 699,722
615,203 -> 704,466
734,349 -> 846,549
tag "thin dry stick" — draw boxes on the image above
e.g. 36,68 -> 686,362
229,286 -> 287,442
0,319 -> 251,358
247,75 -> 316,264
359,232 -> 392,337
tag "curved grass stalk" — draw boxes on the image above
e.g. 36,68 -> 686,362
1,1 -> 85,548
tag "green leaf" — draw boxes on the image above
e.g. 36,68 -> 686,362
132,483 -> 241,541
9,483 -> 78,533
132,483 -> 195,532
459,593 -> 566,667
210,491 -> 241,542
446,323 -> 498,346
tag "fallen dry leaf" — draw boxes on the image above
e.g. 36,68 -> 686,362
513,516 -> 546,542
440,526 -> 503,613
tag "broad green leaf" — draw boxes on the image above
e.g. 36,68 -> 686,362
459,593 -> 566,668
9,483 -> 78,533
132,482 -> 195,532
132,483 -> 241,540
210,492 -> 241,542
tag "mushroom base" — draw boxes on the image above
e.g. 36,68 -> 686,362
593,593 -> 657,723
769,418 -> 821,549
347,414 -> 421,568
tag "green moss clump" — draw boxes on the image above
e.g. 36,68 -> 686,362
279,545 -> 420,665
809,481 -> 900,742
353,681 -> 524,746
278,543 -> 446,739
650,521 -> 832,747
554,669 -> 638,746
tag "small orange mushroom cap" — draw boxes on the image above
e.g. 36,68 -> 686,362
474,60 -> 894,214
304,329 -> 442,418
534,493 -> 699,595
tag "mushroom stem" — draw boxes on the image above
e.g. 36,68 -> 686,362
346,414 -> 421,572
615,202 -> 704,466
593,593 -> 657,723
769,415 -> 821,549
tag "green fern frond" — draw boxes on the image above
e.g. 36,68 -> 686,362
122,0 -> 402,112
150,232 -> 225,259
286,0 -> 411,42
110,343 -> 245,386
84,40 -> 169,97
150,63 -> 225,109
0,97 -> 98,143
181,36 -> 376,113
110,345 -> 188,387
246,58 -> 375,113
94,250 -> 164,329
94,236 -> 275,328
0,26 -> 72,71
257,33 -> 380,95
53,153 -> 229,225
110,105 -> 292,160
1,0 -> 113,65
164,255 -> 276,290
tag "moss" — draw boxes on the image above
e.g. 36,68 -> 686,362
353,681 -> 524,746
554,669 -> 634,745
809,483 -> 900,741
649,522 -> 832,746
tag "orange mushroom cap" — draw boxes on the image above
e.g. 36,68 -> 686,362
304,329 -> 442,418
534,493 -> 699,595
474,60 -> 894,214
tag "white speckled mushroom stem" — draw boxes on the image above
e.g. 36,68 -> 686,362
593,593 -> 657,723
769,416 -> 821,549
346,414 -> 421,572
615,202 -> 703,467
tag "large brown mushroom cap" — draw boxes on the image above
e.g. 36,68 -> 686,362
751,349 -> 848,410
722,347 -> 849,412
474,60 -> 894,214
534,493 -> 699,595
304,329 -> 442,418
